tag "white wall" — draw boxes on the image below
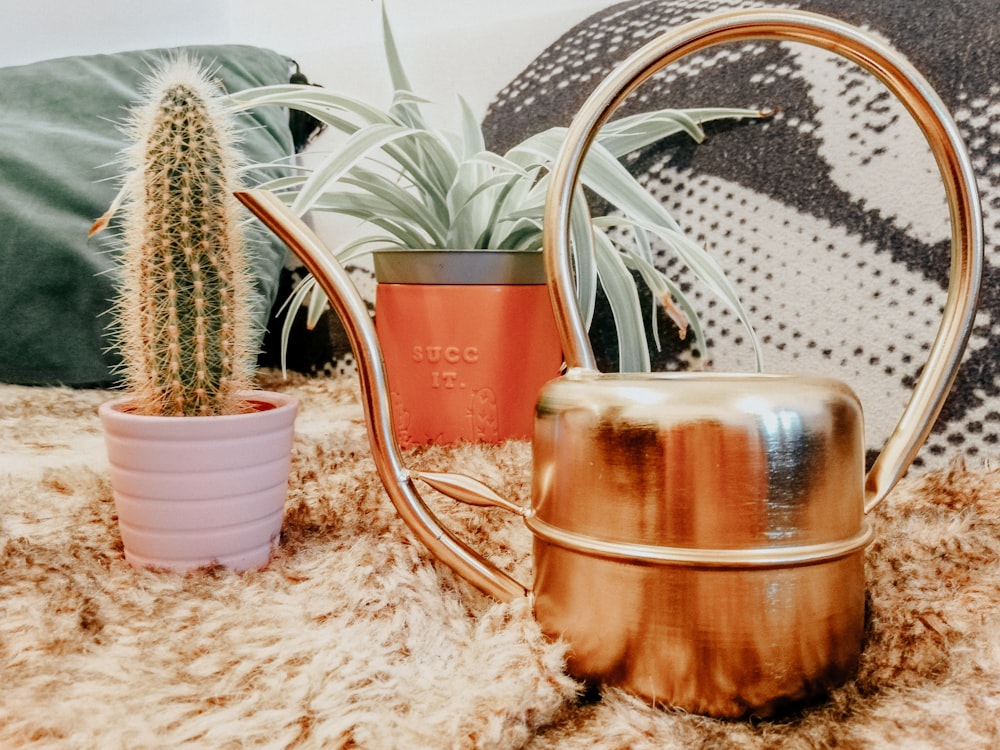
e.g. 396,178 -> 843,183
230,0 -> 609,124
0,0 -> 230,68
1,0 -> 608,123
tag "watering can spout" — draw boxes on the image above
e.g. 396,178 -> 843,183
235,189 -> 530,602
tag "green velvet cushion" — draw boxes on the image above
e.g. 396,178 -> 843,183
0,45 -> 295,386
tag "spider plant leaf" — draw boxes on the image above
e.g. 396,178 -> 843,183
366,150 -> 451,225
648,266 -> 709,368
456,151 -> 541,249
308,189 -> 436,249
386,130 -> 460,213
446,160 -> 490,243
249,173 -> 309,194
618,242 -> 709,369
305,279 -> 329,329
458,96 -> 486,158
582,154 -> 761,362
307,188 -> 399,215
277,275 -> 318,376
598,108 -> 707,153
594,215 -> 763,371
595,107 -> 762,158
665,233 -> 763,371
467,150 -> 531,177
228,6 -> 765,378
498,174 -> 548,224
621,239 -> 689,339
517,129 -> 687,234
454,175 -> 513,247
336,233 -> 406,263
343,166 -> 449,246
290,123 -> 421,213
230,85 -> 454,213
593,231 -> 650,372
486,166 -> 544,247
225,84 -> 395,131
392,90 -> 432,107
471,170 -> 534,248
629,215 -> 656,265
624,224 -> 667,351
497,218 -> 544,251
569,183 -> 598,329
381,1 -> 426,130
236,153 -> 300,177
448,157 -> 536,248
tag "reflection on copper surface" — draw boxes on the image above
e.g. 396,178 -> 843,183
533,542 -> 865,718
533,374 -> 864,551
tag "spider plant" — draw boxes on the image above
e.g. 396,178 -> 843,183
224,3 -> 765,372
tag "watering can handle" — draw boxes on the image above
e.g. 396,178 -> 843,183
543,8 -> 983,514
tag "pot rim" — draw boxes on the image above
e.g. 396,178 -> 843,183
99,389 -> 298,425
372,248 -> 546,285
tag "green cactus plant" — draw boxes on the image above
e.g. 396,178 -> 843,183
96,55 -> 255,416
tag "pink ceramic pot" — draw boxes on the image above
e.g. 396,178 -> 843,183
99,390 -> 298,572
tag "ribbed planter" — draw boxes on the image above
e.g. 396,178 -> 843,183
99,390 -> 298,572
373,250 -> 563,448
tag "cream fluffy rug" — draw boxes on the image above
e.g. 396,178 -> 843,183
2,374 -> 999,748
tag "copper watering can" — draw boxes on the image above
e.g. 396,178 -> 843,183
238,8 -> 982,719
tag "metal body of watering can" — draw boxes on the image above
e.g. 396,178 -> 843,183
238,8 -> 982,720
530,372 -> 871,716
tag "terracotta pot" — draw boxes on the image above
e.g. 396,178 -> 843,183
373,250 -> 563,448
99,390 -> 298,572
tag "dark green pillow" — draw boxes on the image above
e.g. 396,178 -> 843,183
0,45 -> 295,386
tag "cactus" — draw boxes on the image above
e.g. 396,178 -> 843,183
108,56 -> 254,416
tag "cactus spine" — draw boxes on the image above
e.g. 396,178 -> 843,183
114,56 -> 254,416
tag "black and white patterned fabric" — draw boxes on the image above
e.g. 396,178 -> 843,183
480,0 -> 999,472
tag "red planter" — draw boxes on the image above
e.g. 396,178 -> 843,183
373,250 -> 563,448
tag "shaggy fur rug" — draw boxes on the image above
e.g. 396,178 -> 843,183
2,374 -> 999,748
